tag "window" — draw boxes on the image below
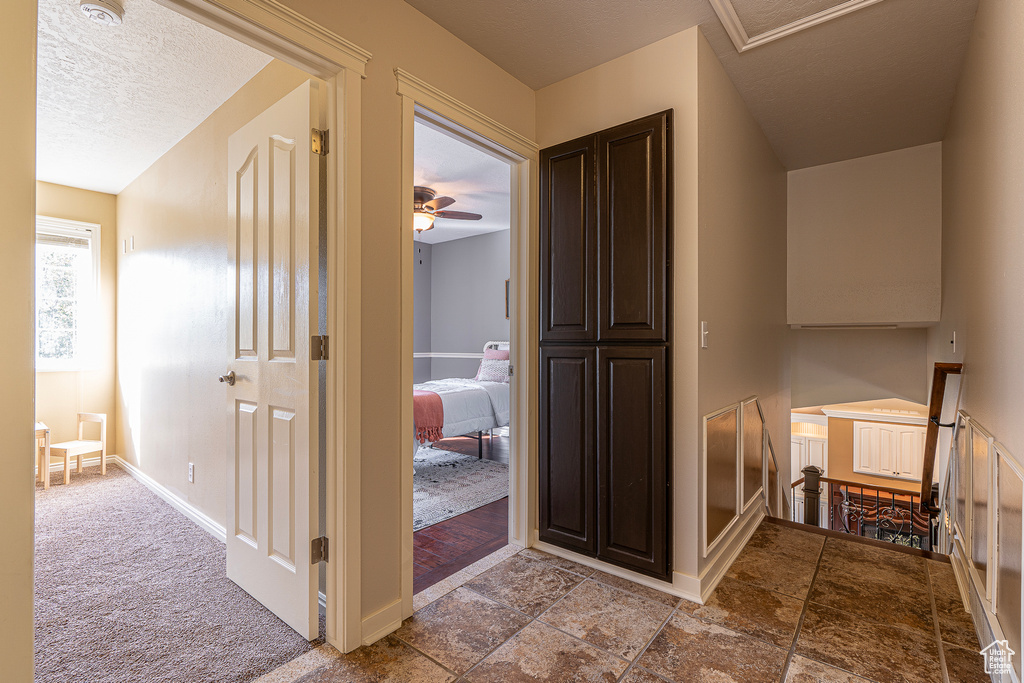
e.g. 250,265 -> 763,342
35,217 -> 100,371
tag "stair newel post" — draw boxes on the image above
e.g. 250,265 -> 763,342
802,465 -> 824,527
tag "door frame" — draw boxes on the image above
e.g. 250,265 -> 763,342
395,69 -> 539,618
157,0 -> 367,653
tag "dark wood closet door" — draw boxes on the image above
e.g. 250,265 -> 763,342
540,136 -> 597,342
597,346 -> 668,578
597,111 -> 669,342
539,346 -> 597,553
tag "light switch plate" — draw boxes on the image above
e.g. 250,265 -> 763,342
701,321 -> 709,349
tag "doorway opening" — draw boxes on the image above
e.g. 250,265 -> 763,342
30,0 -> 362,676
410,116 -> 513,593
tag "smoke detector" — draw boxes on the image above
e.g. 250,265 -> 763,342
79,0 -> 124,26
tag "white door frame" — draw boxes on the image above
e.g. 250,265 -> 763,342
155,0 -> 367,653
395,69 -> 539,618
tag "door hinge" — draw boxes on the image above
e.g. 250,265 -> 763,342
312,335 -> 329,361
311,536 -> 329,564
311,128 -> 329,156
508,364 -> 514,377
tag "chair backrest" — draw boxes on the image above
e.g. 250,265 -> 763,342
77,412 -> 107,449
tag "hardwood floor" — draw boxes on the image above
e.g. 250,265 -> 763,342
413,496 -> 509,594
431,432 -> 510,464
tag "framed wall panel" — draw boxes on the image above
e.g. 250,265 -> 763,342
954,412 -> 970,550
741,398 -> 764,511
996,445 -> 1023,680
972,423 -> 992,596
704,404 -> 739,557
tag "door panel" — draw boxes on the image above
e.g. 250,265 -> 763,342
598,111 -> 669,342
226,80 -> 322,640
540,138 -> 597,342
597,346 -> 667,578
877,425 -> 898,476
539,346 -> 596,552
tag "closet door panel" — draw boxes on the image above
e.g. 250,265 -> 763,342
539,346 -> 597,553
597,346 -> 667,578
540,137 -> 597,342
598,111 -> 669,342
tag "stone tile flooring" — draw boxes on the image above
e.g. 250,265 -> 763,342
259,520 -> 990,683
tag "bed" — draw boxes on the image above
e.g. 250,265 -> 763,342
413,341 -> 510,457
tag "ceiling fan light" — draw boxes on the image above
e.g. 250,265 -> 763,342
413,211 -> 435,232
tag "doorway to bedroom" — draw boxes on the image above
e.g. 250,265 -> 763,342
411,116 -> 513,593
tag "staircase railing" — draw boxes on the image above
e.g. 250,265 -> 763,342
920,362 -> 963,511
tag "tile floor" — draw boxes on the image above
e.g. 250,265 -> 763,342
258,520 -> 989,683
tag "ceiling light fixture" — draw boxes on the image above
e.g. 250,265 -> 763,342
413,210 -> 436,233
79,0 -> 124,26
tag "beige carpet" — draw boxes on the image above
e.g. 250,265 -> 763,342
34,466 -> 319,683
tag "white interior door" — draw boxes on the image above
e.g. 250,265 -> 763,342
225,80 -> 323,640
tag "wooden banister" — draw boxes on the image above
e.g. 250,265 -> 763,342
920,362 -> 963,510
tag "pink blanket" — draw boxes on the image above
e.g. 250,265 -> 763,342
413,390 -> 444,444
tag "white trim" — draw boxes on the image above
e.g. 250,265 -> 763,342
154,0 -> 370,77
36,454 -> 106,474
698,506 -> 765,603
360,599 -> 403,646
112,457 -> 228,542
740,398 -> 764,513
397,72 -> 539,622
791,412 -> 829,428
702,402 -> 741,558
709,0 -> 886,53
821,408 -> 928,426
412,352 -> 483,359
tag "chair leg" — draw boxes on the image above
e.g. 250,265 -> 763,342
44,451 -> 50,489
63,452 -> 70,485
77,452 -> 83,473
101,448 -> 106,475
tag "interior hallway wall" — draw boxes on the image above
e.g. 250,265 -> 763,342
115,60 -> 309,526
429,230 -> 510,380
0,0 -> 38,676
35,182 -> 118,446
413,241 -> 432,383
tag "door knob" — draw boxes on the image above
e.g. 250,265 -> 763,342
219,371 -> 236,386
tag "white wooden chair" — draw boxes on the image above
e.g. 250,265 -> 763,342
47,413 -> 107,486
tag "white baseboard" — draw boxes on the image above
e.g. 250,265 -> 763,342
36,454 -> 106,474
360,599 -> 402,646
531,540 -> 703,604
698,506 -> 765,603
112,456 -> 227,543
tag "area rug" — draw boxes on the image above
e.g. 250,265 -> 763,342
34,466 -> 318,683
413,446 -> 508,531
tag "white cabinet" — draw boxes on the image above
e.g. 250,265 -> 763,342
791,489 -> 829,529
853,421 -> 927,481
791,434 -> 827,478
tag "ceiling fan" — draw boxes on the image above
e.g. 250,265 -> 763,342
413,186 -> 482,232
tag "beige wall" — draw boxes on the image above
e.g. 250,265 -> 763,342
695,34 -> 790,571
116,60 -> 310,526
537,29 -> 701,580
791,328 -> 929,408
537,28 -> 789,585
788,143 -> 942,326
0,1 -> 38,678
35,182 -> 117,446
826,417 -> 921,490
933,0 -> 1024,460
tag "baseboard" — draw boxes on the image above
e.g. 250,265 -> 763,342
949,543 -> 1017,683
361,599 -> 402,646
531,540 -> 703,604
112,456 -> 227,543
36,454 -> 106,474
698,506 -> 765,603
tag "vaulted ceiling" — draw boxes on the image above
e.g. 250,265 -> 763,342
405,0 -> 979,169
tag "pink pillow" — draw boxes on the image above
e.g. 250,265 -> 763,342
483,348 -> 510,360
476,347 -> 510,382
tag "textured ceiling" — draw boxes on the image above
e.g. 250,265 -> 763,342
37,0 -> 272,194
413,120 -> 511,245
406,0 -> 978,170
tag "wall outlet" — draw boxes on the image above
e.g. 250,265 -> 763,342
188,463 -> 194,483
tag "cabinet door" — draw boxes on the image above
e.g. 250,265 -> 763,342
791,437 -> 806,478
540,136 -> 598,342
807,437 -> 827,472
539,347 -> 597,552
597,346 -> 668,578
597,111 -> 670,342
898,426 -> 927,480
853,422 -> 877,474
877,425 -> 898,476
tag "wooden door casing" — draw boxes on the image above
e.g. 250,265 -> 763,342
539,346 -> 597,553
597,346 -> 667,578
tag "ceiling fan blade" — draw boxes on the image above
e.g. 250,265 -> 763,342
425,196 -> 456,211
434,210 -> 482,221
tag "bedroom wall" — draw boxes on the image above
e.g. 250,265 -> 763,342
116,60 -> 310,527
35,182 -> 118,447
429,230 -> 510,380
413,241 -> 432,384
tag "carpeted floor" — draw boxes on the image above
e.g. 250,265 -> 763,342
34,466 -> 318,683
413,446 -> 508,531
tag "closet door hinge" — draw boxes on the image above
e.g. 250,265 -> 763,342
311,536 -> 329,564
312,335 -> 329,361
312,128 -> 329,156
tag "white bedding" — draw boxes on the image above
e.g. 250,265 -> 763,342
414,377 -> 509,439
